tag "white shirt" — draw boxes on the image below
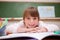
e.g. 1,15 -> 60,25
6,20 -> 59,33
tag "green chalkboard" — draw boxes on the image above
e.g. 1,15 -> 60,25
0,2 -> 60,18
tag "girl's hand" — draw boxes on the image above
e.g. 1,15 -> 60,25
5,31 -> 12,35
26,28 -> 37,33
17,27 -> 48,33
35,27 -> 48,33
28,27 -> 48,33
17,27 -> 36,33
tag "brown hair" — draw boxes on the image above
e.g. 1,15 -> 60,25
23,7 -> 40,20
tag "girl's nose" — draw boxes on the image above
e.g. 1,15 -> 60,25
30,19 -> 34,22
30,19 -> 35,24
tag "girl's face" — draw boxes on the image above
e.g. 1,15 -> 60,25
24,16 -> 39,28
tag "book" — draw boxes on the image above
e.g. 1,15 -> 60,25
42,34 -> 60,40
0,32 -> 55,40
0,18 -> 8,29
0,18 -> 8,36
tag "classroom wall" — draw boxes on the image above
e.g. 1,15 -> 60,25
0,0 -> 60,2
0,2 -> 60,17
0,0 -> 60,27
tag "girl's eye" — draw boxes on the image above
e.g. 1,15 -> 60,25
33,18 -> 36,20
27,18 -> 30,20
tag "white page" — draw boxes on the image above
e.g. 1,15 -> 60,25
0,32 -> 54,40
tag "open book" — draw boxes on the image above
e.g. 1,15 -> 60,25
0,32 -> 56,40
0,18 -> 8,36
42,34 -> 60,40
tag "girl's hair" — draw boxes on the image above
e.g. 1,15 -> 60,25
23,7 -> 40,20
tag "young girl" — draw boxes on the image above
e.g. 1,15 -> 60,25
5,7 -> 59,35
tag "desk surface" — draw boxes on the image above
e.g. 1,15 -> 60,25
0,32 -> 54,40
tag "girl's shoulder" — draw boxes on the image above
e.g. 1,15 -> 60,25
39,21 -> 45,25
6,20 -> 24,33
6,20 -> 24,29
16,20 -> 24,27
18,20 -> 24,25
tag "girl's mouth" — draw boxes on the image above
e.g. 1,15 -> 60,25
29,24 -> 35,26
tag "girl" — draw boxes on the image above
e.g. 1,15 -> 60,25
5,7 -> 59,35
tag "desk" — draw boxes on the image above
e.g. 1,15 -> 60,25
0,32 -> 54,40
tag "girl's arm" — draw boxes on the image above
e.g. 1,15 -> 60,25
5,30 -> 12,35
17,27 -> 28,33
5,23 -> 19,35
39,21 -> 59,32
17,27 -> 48,33
35,27 -> 48,33
17,27 -> 39,33
44,24 -> 59,32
